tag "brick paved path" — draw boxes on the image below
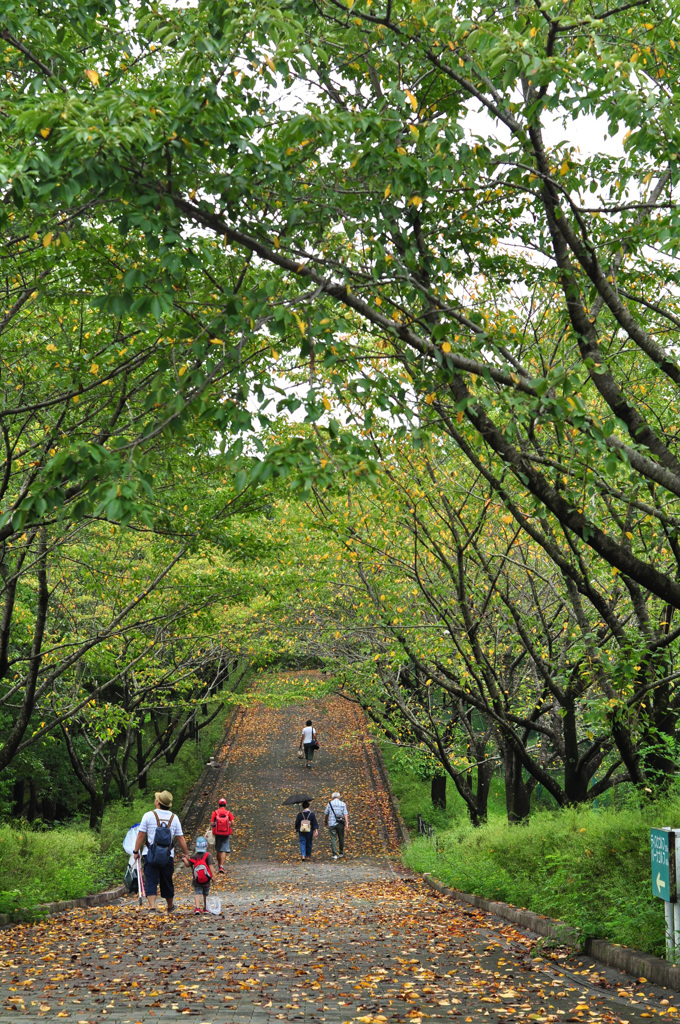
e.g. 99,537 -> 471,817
0,694 -> 676,1023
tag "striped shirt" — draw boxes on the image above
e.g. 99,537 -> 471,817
325,799 -> 348,826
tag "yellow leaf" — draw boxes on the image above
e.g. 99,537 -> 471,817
265,56 -> 277,73
178,365 -> 187,377
425,393 -> 436,404
442,342 -> 451,353
273,236 -> 280,249
292,311 -> 306,336
46,343 -> 57,353
625,531 -> 633,539
502,515 -> 513,524
90,363 -> 99,375
322,396 -> 331,411
530,26 -> 537,36
396,146 -> 407,155
384,184 -> 391,198
209,337 -> 223,345
408,195 -> 423,207
43,232 -> 53,247
405,89 -> 417,111
320,459 -> 329,468
408,124 -> 419,138
40,128 -> 51,138
84,68 -> 99,86
560,160 -> 569,175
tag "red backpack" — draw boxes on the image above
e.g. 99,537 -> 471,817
191,853 -> 212,885
212,807 -> 232,836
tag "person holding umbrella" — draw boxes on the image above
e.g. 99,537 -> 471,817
294,800 -> 318,861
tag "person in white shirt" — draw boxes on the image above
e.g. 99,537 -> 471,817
324,791 -> 349,860
299,719 -> 318,769
133,790 -> 190,912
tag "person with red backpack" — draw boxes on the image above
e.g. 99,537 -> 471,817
210,797 -> 234,872
187,835 -> 214,914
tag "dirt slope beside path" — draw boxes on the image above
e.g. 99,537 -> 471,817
0,694 -> 675,1024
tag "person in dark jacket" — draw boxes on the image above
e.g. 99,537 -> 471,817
294,800 -> 319,860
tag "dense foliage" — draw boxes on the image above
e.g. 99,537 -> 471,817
3,0 -> 680,830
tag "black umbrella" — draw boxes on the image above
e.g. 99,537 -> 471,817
282,793 -> 313,805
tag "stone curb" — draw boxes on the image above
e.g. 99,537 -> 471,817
181,702 -> 247,832
370,740 -> 411,848
0,885 -> 126,929
423,873 -> 680,992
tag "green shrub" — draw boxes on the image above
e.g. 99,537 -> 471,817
0,824 -> 100,913
402,793 -> 678,957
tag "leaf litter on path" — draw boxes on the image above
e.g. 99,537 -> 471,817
0,693 -> 674,1024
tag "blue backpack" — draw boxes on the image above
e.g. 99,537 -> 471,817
146,811 -> 175,866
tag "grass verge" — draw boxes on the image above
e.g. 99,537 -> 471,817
380,742 -> 674,956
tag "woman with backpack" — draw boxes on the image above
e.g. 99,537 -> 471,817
294,800 -> 319,861
210,797 -> 235,872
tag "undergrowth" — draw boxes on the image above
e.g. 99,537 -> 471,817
0,702 -> 234,915
401,792 -> 673,957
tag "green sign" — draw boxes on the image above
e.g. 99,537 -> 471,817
651,828 -> 676,901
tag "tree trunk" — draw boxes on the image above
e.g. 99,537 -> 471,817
563,702 -> 589,804
137,730 -> 147,791
0,529 -> 49,773
41,796 -> 56,823
504,747 -> 532,823
28,779 -> 38,820
431,773 -> 447,809
475,758 -> 493,824
12,778 -> 24,817
89,790 -> 105,830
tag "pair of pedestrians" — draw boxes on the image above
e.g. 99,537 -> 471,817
294,791 -> 349,861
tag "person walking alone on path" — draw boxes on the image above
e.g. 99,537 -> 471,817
299,719 -> 318,769
324,791 -> 349,860
210,797 -> 234,872
133,790 -> 190,912
294,800 -> 319,861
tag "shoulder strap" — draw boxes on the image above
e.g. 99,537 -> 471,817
168,813 -> 175,827
153,811 -> 160,828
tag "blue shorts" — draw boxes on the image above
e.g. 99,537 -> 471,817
144,857 -> 174,898
214,835 -> 231,853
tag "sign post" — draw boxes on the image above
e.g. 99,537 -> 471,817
651,827 -> 677,960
